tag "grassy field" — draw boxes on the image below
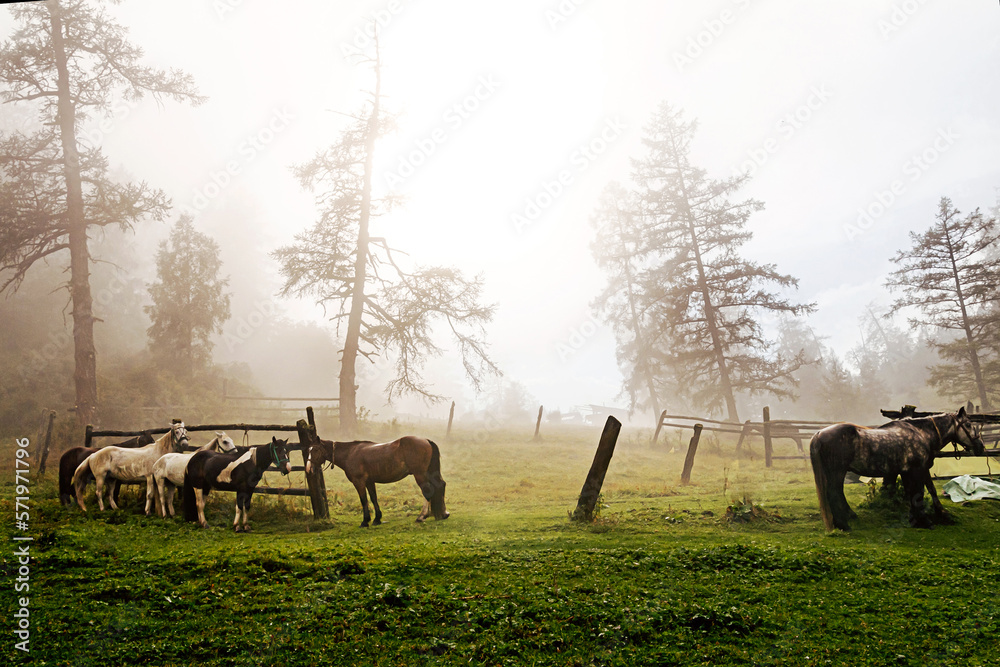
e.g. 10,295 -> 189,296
2,423 -> 999,666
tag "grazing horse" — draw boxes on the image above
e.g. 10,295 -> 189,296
152,432 -> 237,518
72,423 -> 189,514
58,433 -> 154,506
810,408 -> 985,531
305,436 -> 449,528
182,437 -> 292,532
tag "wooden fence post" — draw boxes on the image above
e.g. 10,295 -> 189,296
763,406 -> 773,468
532,405 -> 543,442
446,401 -> 455,438
734,420 -> 752,456
680,423 -> 703,485
571,416 -> 622,522
651,410 -> 667,445
299,408 -> 329,520
37,410 -> 56,475
84,424 -> 94,448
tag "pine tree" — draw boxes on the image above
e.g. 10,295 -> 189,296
0,0 -> 203,423
595,102 -> 812,421
145,216 -> 231,376
886,197 -> 1000,410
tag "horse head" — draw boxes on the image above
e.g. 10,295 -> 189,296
171,422 -> 190,452
952,407 -> 986,456
215,431 -> 237,453
270,437 -> 293,476
304,440 -> 333,474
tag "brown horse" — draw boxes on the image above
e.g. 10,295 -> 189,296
810,408 -> 984,531
306,436 -> 449,528
58,433 -> 154,506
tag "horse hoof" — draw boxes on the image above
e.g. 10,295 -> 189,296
359,522 -> 370,528
234,526 -> 242,533
243,526 -> 252,533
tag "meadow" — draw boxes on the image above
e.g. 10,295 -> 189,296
2,423 -> 998,666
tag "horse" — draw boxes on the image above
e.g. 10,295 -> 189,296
810,408 -> 985,531
72,422 -> 189,514
305,436 -> 449,528
58,432 -> 154,506
152,432 -> 237,518
182,436 -> 292,532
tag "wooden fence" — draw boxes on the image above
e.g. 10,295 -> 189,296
84,406 -> 329,519
652,405 -> 1000,483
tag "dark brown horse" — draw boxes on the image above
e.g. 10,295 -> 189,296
58,433 -> 154,506
810,408 -> 984,531
306,436 -> 448,528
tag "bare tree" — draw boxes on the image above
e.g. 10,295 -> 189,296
0,0 -> 203,423
886,197 -> 1000,410
273,44 -> 498,434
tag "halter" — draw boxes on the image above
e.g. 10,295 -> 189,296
270,440 -> 290,475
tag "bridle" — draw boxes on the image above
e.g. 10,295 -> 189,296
270,440 -> 290,475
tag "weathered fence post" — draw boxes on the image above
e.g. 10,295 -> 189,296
651,410 -> 667,445
571,416 -> 622,522
680,423 -> 703,485
763,406 -> 773,468
446,401 -> 455,438
532,405 -> 543,442
36,410 -> 56,475
84,424 -> 94,448
298,408 -> 329,520
734,420 -> 752,456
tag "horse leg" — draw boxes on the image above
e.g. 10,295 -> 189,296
144,475 -> 156,516
902,471 -> 932,528
828,469 -> 853,531
923,469 -> 952,524
233,497 -> 243,533
163,482 -> 176,518
94,472 -> 109,511
367,482 -> 382,526
242,493 -> 253,533
351,477 -> 372,528
413,473 -> 433,522
195,488 -> 209,528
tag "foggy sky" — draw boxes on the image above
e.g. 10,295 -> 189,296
3,0 -> 998,420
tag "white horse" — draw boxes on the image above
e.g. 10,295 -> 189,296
153,432 -> 236,518
72,422 -> 189,514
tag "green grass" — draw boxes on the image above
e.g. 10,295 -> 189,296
2,425 -> 999,666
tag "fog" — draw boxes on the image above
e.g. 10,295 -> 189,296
2,0 -> 999,430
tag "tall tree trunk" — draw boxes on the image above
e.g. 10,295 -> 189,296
339,46 -> 381,436
942,218 -> 991,410
50,2 -> 97,426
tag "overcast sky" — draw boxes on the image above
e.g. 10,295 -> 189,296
4,0 -> 999,419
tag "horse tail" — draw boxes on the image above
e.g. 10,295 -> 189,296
59,453 -> 77,506
809,433 -> 835,532
71,456 -> 93,506
182,467 -> 198,522
426,440 -> 447,517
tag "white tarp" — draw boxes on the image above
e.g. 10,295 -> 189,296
942,475 -> 1000,503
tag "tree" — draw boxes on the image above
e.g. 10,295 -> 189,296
145,216 -> 231,376
273,44 -> 498,434
886,197 -> 1000,410
0,0 -> 203,423
595,102 -> 812,422
591,182 -> 665,418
